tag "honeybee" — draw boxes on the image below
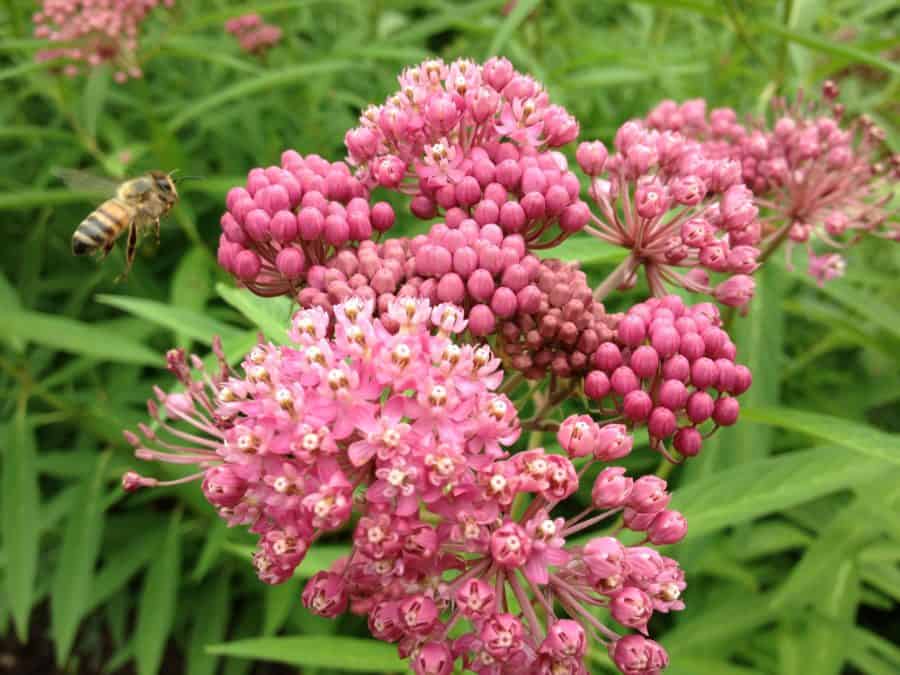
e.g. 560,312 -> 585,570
63,169 -> 179,276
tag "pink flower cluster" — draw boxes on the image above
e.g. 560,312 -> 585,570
124,297 -> 688,675
585,296 -> 750,460
218,151 -> 395,296
344,57 -> 587,245
33,0 -> 174,82
225,13 -> 282,55
578,121 -> 760,306
294,231 -> 617,379
646,84 -> 898,285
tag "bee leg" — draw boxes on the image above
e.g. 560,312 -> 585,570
116,223 -> 139,282
152,219 -> 161,246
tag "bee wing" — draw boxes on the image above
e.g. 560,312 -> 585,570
54,168 -> 121,196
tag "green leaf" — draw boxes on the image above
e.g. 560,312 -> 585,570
187,573 -> 231,675
216,283 -> 292,343
86,527 -> 163,614
163,37 -> 263,74
772,488 -> 890,611
812,280 -> 900,342
545,235 -> 628,267
82,65 -> 111,140
711,263 -> 785,468
0,271 -> 24,352
206,636 -> 404,672
666,589 -> 774,655
95,294 -> 238,346
755,20 -> 900,76
671,446 -> 887,538
564,66 -> 655,87
487,0 -> 540,57
167,61 -> 356,132
51,452 -> 110,664
263,576 -> 301,636
134,511 -> 181,675
667,656 -> 759,675
741,406 -> 900,466
6,310 -> 159,365
1,414 -> 40,641
191,518 -> 229,582
0,188 -> 108,210
170,247 -> 214,349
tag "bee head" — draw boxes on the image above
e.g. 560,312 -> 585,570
151,170 -> 178,200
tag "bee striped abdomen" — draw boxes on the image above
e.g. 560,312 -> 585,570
72,199 -> 130,255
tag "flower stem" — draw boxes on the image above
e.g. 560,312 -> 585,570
759,220 -> 794,263
593,253 -> 636,301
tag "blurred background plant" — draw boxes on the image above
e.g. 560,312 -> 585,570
0,1 -> 898,674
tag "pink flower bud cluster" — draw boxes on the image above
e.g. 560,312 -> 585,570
33,0 -> 174,82
584,296 -> 750,460
646,84 -> 898,285
578,120 -> 761,307
225,13 -> 282,55
294,220 -> 617,380
345,57 -> 587,245
123,296 -> 686,675
217,150 -> 396,296
498,259 -> 617,379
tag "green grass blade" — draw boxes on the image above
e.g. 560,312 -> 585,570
186,573 -> 231,675
671,446 -> 887,537
1,413 -> 40,641
741,406 -> 900,466
216,283 -> 292,343
51,452 -> 110,664
134,512 -> 181,675
7,310 -> 159,365
757,21 -> 900,76
167,61 -> 356,132
487,0 -> 540,57
95,294 -> 239,345
206,636 -> 404,672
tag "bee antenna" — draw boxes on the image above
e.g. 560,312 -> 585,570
176,175 -> 204,183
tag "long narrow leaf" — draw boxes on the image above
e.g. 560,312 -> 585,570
1,414 -> 40,641
7,310 -> 159,365
741,406 -> 900,466
95,294 -> 239,345
134,511 -> 181,675
206,636 -> 404,672
51,452 -> 110,664
216,283 -> 292,343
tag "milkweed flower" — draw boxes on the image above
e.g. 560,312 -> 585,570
225,13 -> 282,55
578,120 -> 761,306
217,150 -> 396,296
345,57 -> 588,246
123,296 -> 686,674
645,84 -> 898,284
33,0 -> 175,82
585,295 -> 750,460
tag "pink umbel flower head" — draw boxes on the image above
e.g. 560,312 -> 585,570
225,13 -> 282,55
584,295 -> 751,461
345,58 -> 587,247
218,151 -> 396,295
646,84 -> 898,284
34,0 -> 175,82
123,294 -> 689,674
579,118 -> 762,306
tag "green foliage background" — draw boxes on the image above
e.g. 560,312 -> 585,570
1,1 -> 899,673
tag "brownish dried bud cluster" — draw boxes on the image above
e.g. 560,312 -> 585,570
498,260 -> 619,379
